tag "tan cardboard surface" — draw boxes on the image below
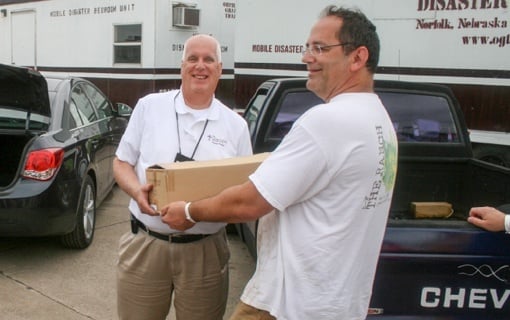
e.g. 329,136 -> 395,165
147,153 -> 269,210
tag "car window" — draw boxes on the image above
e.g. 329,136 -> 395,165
68,100 -> 84,128
71,84 -> 97,125
82,82 -> 112,119
377,91 -> 459,143
0,109 -> 48,130
245,88 -> 268,136
268,90 -> 323,139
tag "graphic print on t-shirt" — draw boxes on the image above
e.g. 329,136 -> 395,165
362,125 -> 398,210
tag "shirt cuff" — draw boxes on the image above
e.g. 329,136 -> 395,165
505,215 -> 510,233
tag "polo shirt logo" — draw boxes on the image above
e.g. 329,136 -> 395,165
207,134 -> 227,147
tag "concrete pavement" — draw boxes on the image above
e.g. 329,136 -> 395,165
0,186 -> 255,319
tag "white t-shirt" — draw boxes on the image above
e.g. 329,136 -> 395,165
116,89 -> 252,234
243,93 -> 398,319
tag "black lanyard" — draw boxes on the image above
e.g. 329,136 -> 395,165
174,91 -> 209,160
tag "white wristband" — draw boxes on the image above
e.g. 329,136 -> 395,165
505,215 -> 510,233
184,202 -> 196,224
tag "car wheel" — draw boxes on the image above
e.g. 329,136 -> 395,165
61,175 -> 96,249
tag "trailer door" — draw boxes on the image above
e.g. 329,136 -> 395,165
10,10 -> 36,68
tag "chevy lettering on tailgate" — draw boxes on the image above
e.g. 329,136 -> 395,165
369,244 -> 510,318
421,264 -> 510,310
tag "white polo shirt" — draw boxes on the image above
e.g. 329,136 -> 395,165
116,89 -> 252,234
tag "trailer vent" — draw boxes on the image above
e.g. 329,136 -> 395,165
173,6 -> 199,28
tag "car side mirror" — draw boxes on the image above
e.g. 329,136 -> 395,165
114,102 -> 133,117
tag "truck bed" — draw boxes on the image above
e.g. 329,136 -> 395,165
390,157 -> 510,223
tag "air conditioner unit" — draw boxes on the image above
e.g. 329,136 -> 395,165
173,6 -> 200,28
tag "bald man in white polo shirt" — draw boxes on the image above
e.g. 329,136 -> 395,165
113,34 -> 252,320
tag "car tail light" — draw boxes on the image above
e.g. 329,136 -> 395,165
23,148 -> 65,181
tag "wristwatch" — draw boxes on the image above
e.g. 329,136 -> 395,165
505,214 -> 510,234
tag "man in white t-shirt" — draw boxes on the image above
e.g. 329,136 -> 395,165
113,34 -> 252,320
160,6 -> 398,320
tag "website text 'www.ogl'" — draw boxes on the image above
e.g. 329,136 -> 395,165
462,35 -> 510,47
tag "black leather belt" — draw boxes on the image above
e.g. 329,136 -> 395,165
130,215 -> 211,243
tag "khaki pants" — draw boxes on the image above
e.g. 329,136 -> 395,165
229,301 -> 276,320
117,228 -> 230,320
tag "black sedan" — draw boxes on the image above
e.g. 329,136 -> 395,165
0,64 -> 132,249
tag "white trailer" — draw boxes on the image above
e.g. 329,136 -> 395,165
0,0 -> 237,107
2,0 -> 509,165
233,0 -> 510,166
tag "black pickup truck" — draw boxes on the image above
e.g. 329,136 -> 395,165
236,78 -> 510,319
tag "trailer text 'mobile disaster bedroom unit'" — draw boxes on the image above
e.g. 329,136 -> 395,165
0,0 -> 236,107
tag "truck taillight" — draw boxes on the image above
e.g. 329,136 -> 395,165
23,148 -> 64,181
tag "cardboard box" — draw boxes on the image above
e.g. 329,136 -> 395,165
146,153 -> 269,210
411,202 -> 453,219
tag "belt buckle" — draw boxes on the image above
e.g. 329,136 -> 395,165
169,233 -> 184,242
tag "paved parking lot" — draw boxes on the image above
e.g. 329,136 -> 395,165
0,186 -> 255,320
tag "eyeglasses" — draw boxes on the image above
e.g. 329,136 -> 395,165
302,43 -> 352,56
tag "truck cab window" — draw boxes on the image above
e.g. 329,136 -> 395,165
245,89 -> 268,135
269,91 -> 323,139
378,91 -> 459,143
